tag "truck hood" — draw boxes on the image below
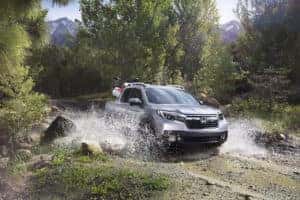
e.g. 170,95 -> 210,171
150,104 -> 220,115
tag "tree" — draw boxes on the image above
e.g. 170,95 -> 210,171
193,36 -> 238,102
0,0 -> 70,152
169,0 -> 219,83
79,0 -> 222,88
80,0 -> 172,83
235,0 -> 300,102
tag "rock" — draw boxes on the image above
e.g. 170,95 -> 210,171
100,135 -> 127,154
16,141 -> 32,150
30,155 -> 53,170
293,171 -> 300,175
202,192 -> 209,196
43,116 -> 76,142
206,180 -> 215,186
0,157 -> 9,169
199,92 -> 221,108
81,141 -> 103,155
276,133 -> 286,141
32,159 -> 51,170
244,195 -> 253,200
29,132 -> 42,144
50,105 -> 65,114
0,145 -> 8,157
51,105 -> 60,112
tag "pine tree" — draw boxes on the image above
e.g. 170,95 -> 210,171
0,0 -> 70,152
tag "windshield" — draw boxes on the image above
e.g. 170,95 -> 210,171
145,87 -> 199,105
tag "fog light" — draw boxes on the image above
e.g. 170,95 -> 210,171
177,135 -> 182,141
168,135 -> 176,142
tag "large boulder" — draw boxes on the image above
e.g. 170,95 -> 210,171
199,93 -> 221,108
43,116 -> 76,142
81,141 -> 103,156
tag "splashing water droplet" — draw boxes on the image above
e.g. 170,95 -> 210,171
220,118 -> 267,156
52,106 -> 157,160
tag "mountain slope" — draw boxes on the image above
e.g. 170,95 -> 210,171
47,17 -> 78,46
220,20 -> 242,43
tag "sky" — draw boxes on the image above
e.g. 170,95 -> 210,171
42,0 -> 238,24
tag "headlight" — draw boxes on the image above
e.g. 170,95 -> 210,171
218,113 -> 224,120
157,110 -> 186,122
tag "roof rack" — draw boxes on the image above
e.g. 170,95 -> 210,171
125,82 -> 146,87
166,85 -> 185,90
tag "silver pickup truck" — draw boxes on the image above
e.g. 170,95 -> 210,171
105,83 -> 228,147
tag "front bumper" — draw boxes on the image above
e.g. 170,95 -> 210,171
162,130 -> 228,144
153,116 -> 228,144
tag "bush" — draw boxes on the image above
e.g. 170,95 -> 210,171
231,98 -> 300,133
0,67 -> 47,152
32,156 -> 169,200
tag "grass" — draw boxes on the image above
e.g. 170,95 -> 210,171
7,150 -> 32,175
29,147 -> 169,200
230,98 -> 300,136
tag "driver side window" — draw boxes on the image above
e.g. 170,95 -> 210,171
121,88 -> 132,103
121,88 -> 143,103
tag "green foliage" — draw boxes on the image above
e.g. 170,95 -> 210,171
231,97 -> 285,117
79,0 -> 173,83
235,0 -> 300,102
32,159 -> 169,200
7,161 -> 27,175
32,0 -> 225,98
170,0 -> 219,82
231,98 -> 300,133
0,0 -> 48,152
28,44 -> 110,97
7,150 -> 32,175
193,36 -> 239,102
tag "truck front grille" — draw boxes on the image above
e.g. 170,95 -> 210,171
185,115 -> 218,129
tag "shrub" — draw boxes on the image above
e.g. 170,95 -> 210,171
231,97 -> 300,133
32,161 -> 169,200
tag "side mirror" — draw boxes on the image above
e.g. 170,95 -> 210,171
112,87 -> 121,98
129,98 -> 142,106
199,100 -> 204,105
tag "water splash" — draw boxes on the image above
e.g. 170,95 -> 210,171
219,118 -> 267,156
51,105 -> 267,159
53,106 -> 157,159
